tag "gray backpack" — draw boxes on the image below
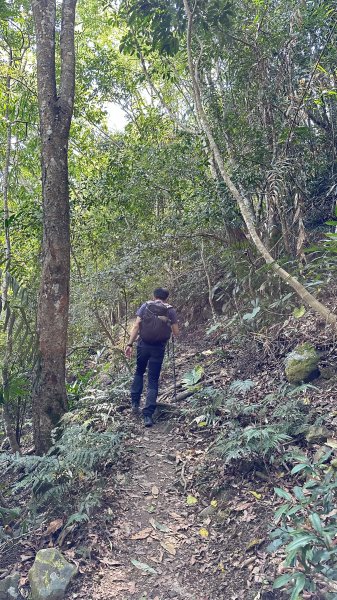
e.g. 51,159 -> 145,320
139,302 -> 172,344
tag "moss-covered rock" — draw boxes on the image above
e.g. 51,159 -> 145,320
305,426 -> 330,445
0,573 -> 20,600
285,343 -> 319,384
28,548 -> 77,600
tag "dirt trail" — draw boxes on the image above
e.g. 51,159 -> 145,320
65,342 -> 274,600
70,418 -> 211,600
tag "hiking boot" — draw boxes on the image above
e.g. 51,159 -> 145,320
144,416 -> 153,428
131,402 -> 140,415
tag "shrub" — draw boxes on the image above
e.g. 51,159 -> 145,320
269,453 -> 337,599
1,424 -> 123,523
215,423 -> 290,467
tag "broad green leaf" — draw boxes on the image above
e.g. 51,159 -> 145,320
290,573 -> 305,600
181,366 -> 204,387
293,486 -> 305,501
274,503 -> 290,522
287,506 -> 302,517
273,573 -> 293,588
243,306 -> 260,321
274,487 -> 292,501
267,538 -> 283,553
310,513 -> 323,534
291,463 -> 309,474
286,534 -> 316,552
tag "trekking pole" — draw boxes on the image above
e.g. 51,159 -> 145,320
171,337 -> 177,402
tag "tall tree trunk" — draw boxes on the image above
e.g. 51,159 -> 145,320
1,50 -> 21,454
31,0 -> 77,454
182,0 -> 337,330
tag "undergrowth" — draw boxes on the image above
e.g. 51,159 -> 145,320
181,371 -> 320,471
0,423 -> 123,544
270,452 -> 337,599
0,372 -> 131,550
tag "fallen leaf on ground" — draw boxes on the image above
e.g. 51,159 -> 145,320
20,554 -> 34,562
233,502 -> 251,511
99,558 -> 123,567
210,500 -> 218,508
152,485 -> 159,496
130,559 -> 157,575
131,527 -> 152,540
45,518 -> 63,535
149,518 -> 170,532
169,512 -> 183,520
160,540 -> 176,555
186,495 -> 198,506
199,528 -> 209,538
248,491 -> 262,500
246,538 -> 264,550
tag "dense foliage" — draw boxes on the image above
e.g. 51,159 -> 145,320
0,0 -> 337,596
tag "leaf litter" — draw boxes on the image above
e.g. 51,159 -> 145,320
51,320 -> 337,600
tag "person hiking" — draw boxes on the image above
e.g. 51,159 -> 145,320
125,288 -> 179,427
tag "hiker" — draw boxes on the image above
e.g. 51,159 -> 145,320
125,288 -> 179,427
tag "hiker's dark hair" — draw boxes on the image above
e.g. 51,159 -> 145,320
153,287 -> 169,301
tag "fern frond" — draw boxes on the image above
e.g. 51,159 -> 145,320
228,379 -> 256,395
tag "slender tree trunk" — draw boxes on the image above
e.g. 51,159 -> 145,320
182,0 -> 337,329
1,50 -> 21,454
200,239 -> 216,321
31,0 -> 77,454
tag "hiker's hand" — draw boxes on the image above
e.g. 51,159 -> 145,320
125,345 -> 133,359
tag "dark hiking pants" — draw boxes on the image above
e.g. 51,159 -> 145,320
130,340 -> 166,417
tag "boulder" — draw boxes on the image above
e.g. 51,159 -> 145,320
285,343 -> 319,384
0,573 -> 20,600
28,548 -> 77,600
305,426 -> 330,445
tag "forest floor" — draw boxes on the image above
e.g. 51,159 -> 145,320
2,312 -> 337,600
62,314 -> 337,600
64,340 -> 276,600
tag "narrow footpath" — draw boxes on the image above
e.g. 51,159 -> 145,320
65,414 -> 272,600
65,343 -> 276,600
68,418 -> 214,600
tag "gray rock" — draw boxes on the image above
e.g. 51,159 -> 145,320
285,343 -> 319,384
28,548 -> 77,600
0,573 -> 20,600
306,426 -> 330,445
